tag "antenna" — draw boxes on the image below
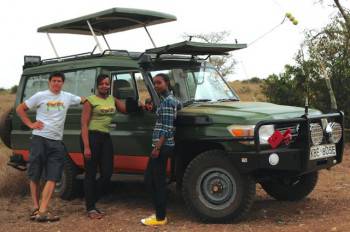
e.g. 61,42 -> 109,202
300,44 -> 309,116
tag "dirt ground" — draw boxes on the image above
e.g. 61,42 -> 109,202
0,143 -> 348,232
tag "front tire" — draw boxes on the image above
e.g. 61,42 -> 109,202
182,150 -> 256,223
260,171 -> 318,201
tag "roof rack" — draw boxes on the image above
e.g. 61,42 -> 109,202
41,52 -> 95,64
29,49 -> 142,66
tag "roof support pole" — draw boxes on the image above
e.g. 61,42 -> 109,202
46,33 -> 60,58
144,26 -> 156,48
102,34 -> 111,50
86,20 -> 103,53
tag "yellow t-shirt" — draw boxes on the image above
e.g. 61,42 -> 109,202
87,95 -> 116,133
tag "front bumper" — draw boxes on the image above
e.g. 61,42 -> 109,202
228,112 -> 344,175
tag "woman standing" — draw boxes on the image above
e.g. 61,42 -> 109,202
81,74 -> 126,219
141,73 -> 180,226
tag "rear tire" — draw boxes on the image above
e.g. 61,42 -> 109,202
260,171 -> 318,201
0,107 -> 13,148
55,155 -> 81,200
182,150 -> 256,223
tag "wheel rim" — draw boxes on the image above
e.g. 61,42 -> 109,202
196,167 -> 237,210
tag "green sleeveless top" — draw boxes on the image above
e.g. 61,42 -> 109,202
87,95 -> 116,133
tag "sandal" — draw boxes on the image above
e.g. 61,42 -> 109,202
87,209 -> 103,219
35,211 -> 60,222
29,208 -> 39,221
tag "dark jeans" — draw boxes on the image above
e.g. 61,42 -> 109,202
145,145 -> 174,220
80,131 -> 114,211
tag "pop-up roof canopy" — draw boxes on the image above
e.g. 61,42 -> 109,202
146,41 -> 247,56
37,8 -> 177,57
37,7 -> 176,35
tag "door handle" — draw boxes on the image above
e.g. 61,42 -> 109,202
109,123 -> 117,128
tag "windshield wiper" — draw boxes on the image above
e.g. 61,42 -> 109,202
183,99 -> 212,107
195,99 -> 212,102
216,98 -> 239,102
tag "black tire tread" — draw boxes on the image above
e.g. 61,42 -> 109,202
0,107 -> 13,148
261,171 -> 318,201
59,155 -> 79,200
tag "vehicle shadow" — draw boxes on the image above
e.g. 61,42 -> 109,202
64,181 -> 342,224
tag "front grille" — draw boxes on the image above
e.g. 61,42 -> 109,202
274,123 -> 300,144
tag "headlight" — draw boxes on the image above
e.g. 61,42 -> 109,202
310,123 -> 323,145
227,124 -> 275,145
327,122 -> 342,143
259,125 -> 275,144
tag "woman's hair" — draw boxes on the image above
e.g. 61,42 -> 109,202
154,73 -> 171,90
96,74 -> 110,86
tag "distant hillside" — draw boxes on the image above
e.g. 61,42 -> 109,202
228,80 -> 266,102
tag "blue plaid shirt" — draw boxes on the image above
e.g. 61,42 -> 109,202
152,92 -> 180,147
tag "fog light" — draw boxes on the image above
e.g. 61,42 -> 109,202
269,153 -> 279,166
328,122 -> 342,143
310,123 -> 323,145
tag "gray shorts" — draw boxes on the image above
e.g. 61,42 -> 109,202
27,135 -> 66,182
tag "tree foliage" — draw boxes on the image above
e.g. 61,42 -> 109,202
262,1 -> 350,127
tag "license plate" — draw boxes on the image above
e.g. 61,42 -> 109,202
310,144 -> 336,160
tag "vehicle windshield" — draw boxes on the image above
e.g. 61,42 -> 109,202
150,62 -> 239,104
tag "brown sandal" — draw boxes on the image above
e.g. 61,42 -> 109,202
29,208 -> 39,221
35,211 -> 60,222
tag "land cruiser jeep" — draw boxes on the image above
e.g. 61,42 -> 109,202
0,8 -> 344,222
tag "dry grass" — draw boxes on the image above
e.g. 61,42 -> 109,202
0,93 -> 27,197
228,81 -> 266,102
0,145 -> 28,197
0,92 -> 16,112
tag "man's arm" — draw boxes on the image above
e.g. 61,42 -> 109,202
16,103 -> 43,130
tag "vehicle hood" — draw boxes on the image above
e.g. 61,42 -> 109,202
179,101 -> 321,124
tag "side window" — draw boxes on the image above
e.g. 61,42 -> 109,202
135,73 -> 151,104
23,74 -> 49,100
63,69 -> 96,97
111,72 -> 137,100
23,69 -> 96,101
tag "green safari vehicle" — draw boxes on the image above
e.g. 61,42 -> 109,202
0,8 -> 345,222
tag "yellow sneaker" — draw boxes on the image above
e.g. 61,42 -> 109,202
141,215 -> 167,226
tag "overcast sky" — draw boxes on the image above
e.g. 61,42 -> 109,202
0,0 -> 349,88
